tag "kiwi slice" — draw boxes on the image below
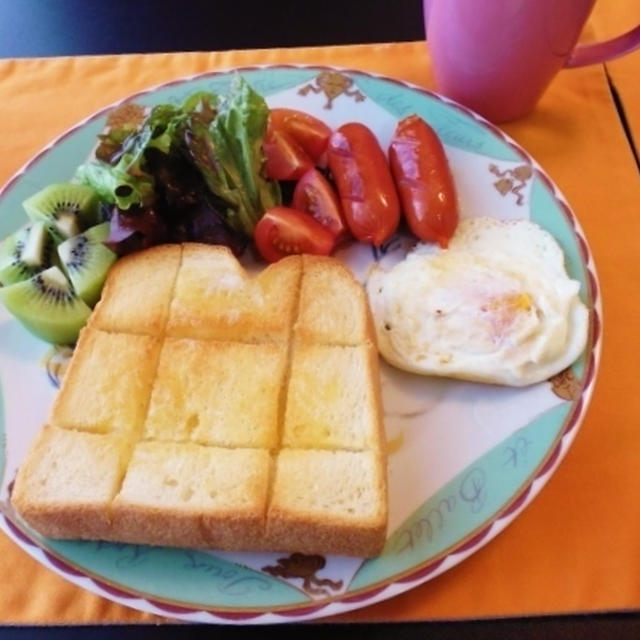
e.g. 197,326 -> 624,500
57,222 -> 117,307
23,183 -> 100,240
0,222 -> 56,285
0,266 -> 91,344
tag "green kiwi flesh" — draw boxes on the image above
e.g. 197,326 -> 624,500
23,183 -> 100,240
57,222 -> 117,307
0,266 -> 91,344
0,222 -> 56,285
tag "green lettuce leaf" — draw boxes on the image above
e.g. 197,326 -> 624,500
187,76 -> 280,235
75,161 -> 155,210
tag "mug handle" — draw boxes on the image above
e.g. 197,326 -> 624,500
565,23 -> 640,67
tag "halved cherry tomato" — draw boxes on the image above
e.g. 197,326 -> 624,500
389,114 -> 459,248
292,169 -> 348,243
270,109 -> 331,162
254,206 -> 334,263
263,124 -> 313,181
327,123 -> 400,247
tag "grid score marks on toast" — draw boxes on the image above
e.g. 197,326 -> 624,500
13,244 -> 387,557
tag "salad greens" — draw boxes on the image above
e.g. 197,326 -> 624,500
185,77 -> 281,235
74,75 -> 281,253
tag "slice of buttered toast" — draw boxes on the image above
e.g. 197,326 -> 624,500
12,244 -> 388,557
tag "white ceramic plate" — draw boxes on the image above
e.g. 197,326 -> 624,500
0,65 -> 601,624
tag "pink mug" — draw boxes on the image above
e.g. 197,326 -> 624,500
424,0 -> 640,122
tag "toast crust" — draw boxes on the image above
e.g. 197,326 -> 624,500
11,426 -> 134,540
110,442 -> 271,549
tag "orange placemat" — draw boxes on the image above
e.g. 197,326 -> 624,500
591,0 -> 640,153
1,36 -> 640,624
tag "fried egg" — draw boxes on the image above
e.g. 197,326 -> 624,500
366,217 -> 589,386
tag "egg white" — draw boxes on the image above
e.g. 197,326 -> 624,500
366,218 -> 589,387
